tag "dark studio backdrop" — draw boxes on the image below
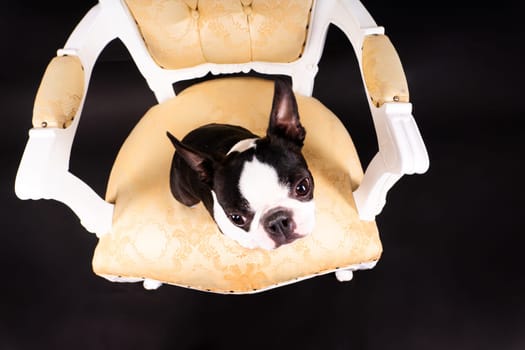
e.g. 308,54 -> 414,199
1,1 -> 523,349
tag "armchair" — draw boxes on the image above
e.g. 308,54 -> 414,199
15,0 -> 428,293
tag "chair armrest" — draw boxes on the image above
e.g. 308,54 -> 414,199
32,55 -> 85,129
362,34 -> 409,107
15,3 -> 118,236
329,1 -> 429,221
354,34 -> 429,220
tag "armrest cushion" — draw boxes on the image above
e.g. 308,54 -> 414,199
362,34 -> 409,107
93,77 -> 382,293
33,55 -> 84,129
124,0 -> 312,69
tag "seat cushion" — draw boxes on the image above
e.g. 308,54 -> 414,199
93,77 -> 381,293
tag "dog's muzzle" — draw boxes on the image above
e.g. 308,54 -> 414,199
262,207 -> 301,247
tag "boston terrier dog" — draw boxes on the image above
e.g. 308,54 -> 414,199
166,80 -> 315,250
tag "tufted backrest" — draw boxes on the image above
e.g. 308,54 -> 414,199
124,0 -> 313,69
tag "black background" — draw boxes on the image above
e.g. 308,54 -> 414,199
2,1 -> 524,349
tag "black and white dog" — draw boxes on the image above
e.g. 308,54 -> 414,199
167,80 -> 315,250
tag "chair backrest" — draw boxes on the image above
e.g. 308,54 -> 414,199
88,0 -> 379,102
124,0 -> 313,69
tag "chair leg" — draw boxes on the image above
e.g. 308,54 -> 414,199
143,279 -> 163,290
335,269 -> 354,282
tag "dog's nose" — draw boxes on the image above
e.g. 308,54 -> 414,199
263,208 -> 297,245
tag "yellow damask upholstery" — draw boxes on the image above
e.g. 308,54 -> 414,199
124,0 -> 312,69
362,34 -> 409,107
93,77 -> 382,293
33,55 -> 84,129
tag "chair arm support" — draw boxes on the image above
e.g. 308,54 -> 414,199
15,128 -> 114,236
15,3 -> 118,236
354,103 -> 429,220
354,35 -> 429,220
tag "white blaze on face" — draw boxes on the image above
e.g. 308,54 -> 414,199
213,157 -> 315,250
239,159 -> 288,214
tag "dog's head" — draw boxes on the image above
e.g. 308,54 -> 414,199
171,80 -> 315,250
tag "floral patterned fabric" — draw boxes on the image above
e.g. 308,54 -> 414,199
32,56 -> 84,129
362,34 -> 409,107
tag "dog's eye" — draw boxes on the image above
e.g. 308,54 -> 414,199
229,214 -> 246,226
294,177 -> 311,197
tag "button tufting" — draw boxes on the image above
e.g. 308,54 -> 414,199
183,0 -> 198,10
241,0 -> 253,15
243,5 -> 252,16
191,9 -> 199,20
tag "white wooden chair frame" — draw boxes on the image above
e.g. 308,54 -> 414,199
15,0 -> 429,282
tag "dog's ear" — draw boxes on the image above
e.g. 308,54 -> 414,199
167,132 -> 216,185
267,79 -> 306,147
